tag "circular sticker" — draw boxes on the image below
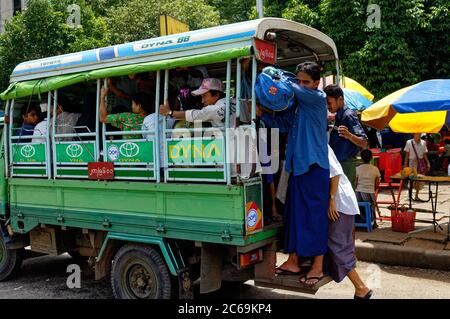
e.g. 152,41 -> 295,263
247,208 -> 258,228
107,145 -> 119,161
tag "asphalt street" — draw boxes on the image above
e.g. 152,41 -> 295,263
0,253 -> 449,299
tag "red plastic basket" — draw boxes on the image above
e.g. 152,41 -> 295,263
391,205 -> 416,232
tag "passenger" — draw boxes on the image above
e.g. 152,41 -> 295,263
325,84 -> 368,188
325,145 -> 373,299
31,97 -> 81,142
100,88 -> 150,139
54,95 -> 81,141
159,78 -> 236,128
31,103 -> 50,143
17,104 -> 40,143
142,110 -> 175,168
107,74 -> 153,111
258,62 -> 329,287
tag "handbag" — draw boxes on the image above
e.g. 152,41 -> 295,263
411,140 -> 429,175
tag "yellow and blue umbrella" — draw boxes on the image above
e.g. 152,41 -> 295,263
343,88 -> 373,112
341,76 -> 374,101
361,79 -> 450,133
320,75 -> 374,111
321,75 -> 374,101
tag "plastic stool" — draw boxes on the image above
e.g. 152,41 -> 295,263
355,202 -> 374,232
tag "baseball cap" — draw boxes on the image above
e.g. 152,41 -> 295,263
191,78 -> 223,96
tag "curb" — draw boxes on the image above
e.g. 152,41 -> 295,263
355,242 -> 450,271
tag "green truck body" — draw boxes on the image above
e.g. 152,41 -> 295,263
0,18 -> 339,298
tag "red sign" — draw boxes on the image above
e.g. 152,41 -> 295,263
254,38 -> 276,65
88,162 -> 114,180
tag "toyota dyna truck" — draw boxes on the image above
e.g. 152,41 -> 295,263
0,18 -> 340,299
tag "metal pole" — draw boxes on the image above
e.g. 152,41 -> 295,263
8,100 -> 14,177
335,60 -> 341,86
4,100 -> 10,178
46,94 -> 52,178
256,0 -> 264,19
155,70 -> 161,183
102,79 -> 107,162
52,90 -> 58,179
163,69 -> 169,182
95,80 -> 101,161
225,60 -> 232,185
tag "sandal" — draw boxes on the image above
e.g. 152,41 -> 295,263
275,267 -> 301,276
299,274 -> 324,287
354,289 -> 373,299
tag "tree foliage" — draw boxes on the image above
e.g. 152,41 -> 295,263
0,1 -> 70,89
0,0 -> 448,99
205,0 -> 254,24
104,0 -> 220,44
282,0 -> 320,29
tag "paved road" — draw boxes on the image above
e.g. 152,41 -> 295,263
0,254 -> 449,299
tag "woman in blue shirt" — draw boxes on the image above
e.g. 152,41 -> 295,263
258,62 -> 329,287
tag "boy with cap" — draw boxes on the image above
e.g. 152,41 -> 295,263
159,78 -> 235,127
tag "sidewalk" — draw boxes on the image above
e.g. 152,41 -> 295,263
355,183 -> 450,270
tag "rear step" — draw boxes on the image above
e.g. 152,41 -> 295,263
254,274 -> 332,295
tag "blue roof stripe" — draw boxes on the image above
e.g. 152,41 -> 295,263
12,30 -> 255,76
118,31 -> 255,56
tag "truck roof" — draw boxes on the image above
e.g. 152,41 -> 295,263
10,18 -> 338,83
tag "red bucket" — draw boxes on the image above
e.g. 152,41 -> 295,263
391,205 -> 416,233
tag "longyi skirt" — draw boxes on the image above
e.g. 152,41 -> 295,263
323,213 -> 357,282
283,164 -> 329,257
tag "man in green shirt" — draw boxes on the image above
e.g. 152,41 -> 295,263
100,87 -> 152,139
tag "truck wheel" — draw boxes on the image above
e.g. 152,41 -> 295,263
111,244 -> 173,299
0,237 -> 23,281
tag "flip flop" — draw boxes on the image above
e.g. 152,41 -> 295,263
354,289 -> 373,299
299,274 -> 324,287
275,267 -> 301,276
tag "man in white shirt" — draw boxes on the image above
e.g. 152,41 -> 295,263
142,113 -> 175,168
32,97 -> 81,143
32,103 -> 50,143
321,146 -> 372,299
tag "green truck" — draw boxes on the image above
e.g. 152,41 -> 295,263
0,18 -> 340,298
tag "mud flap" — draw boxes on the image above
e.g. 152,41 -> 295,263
200,243 -> 225,294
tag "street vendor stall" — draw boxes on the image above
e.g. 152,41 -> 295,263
362,79 -> 450,238
390,174 -> 450,239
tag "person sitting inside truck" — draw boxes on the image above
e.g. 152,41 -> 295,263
31,96 -> 81,143
17,104 -> 40,143
159,78 -> 235,128
100,87 -> 151,139
54,95 -> 82,141
107,74 -> 153,111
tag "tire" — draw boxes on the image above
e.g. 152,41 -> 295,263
111,244 -> 174,299
0,236 -> 24,281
